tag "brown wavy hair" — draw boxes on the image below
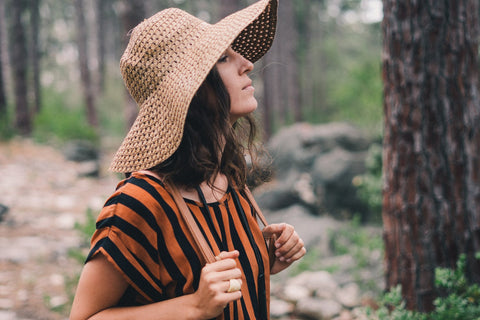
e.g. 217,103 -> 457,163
149,65 -> 260,191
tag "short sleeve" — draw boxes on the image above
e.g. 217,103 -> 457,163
87,191 -> 165,303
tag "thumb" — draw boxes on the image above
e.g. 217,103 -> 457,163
262,223 -> 286,237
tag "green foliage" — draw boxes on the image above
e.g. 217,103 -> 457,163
328,215 -> 383,264
365,254 -> 480,320
33,87 -> 98,144
68,207 -> 96,263
430,254 -> 480,320
0,105 -> 15,140
96,73 -> 128,139
353,143 -> 383,222
49,208 -> 97,315
327,215 -> 383,293
289,247 -> 325,276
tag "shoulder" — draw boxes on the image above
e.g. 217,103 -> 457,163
97,172 -> 175,228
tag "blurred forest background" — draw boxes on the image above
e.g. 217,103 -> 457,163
2,0 -> 480,319
0,0 -> 383,145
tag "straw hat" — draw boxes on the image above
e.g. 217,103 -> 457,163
110,0 -> 278,173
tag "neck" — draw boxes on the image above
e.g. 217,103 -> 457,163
139,170 -> 229,203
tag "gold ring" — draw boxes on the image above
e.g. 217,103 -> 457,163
227,279 -> 241,293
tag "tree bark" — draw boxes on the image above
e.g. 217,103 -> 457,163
30,0 -> 41,114
382,0 -> 480,312
0,0 -> 7,115
278,0 -> 301,122
119,0 -> 146,128
261,44 -> 281,139
9,0 -> 31,135
96,0 -> 106,92
74,0 -> 98,128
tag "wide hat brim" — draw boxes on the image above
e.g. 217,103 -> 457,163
109,0 -> 278,173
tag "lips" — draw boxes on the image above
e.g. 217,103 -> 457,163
242,81 -> 254,90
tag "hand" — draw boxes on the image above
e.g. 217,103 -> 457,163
263,223 -> 306,274
192,250 -> 243,319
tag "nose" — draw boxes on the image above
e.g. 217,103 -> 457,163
240,55 -> 254,74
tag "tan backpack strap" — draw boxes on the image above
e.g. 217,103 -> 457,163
243,186 -> 276,270
165,181 -> 216,264
244,186 -> 268,227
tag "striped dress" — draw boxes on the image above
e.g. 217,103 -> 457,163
87,172 -> 271,319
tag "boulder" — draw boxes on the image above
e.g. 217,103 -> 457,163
260,122 -> 373,219
64,140 -> 99,162
297,297 -> 342,320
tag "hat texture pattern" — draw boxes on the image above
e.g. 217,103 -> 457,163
110,0 -> 278,173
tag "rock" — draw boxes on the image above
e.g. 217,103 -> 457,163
255,183 -> 300,211
64,140 -> 99,162
312,148 -> 368,217
0,310 -> 16,320
0,203 -> 8,222
297,297 -> 342,320
305,122 -> 370,152
265,205 -> 338,250
267,123 -> 319,178
54,213 -> 77,230
288,271 -> 338,299
281,284 -> 311,303
270,298 -> 295,318
335,283 -> 361,308
333,310 -> 355,320
48,295 -> 68,309
260,122 -> 373,219
76,160 -> 100,177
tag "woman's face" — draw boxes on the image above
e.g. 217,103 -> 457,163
216,47 -> 257,123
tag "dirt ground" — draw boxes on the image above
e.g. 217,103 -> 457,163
0,139 -> 119,320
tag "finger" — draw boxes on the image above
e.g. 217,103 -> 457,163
274,224 -> 295,248
205,258 -> 237,273
225,289 -> 242,301
214,268 -> 242,282
215,250 -> 239,261
225,278 -> 243,293
262,223 -> 286,237
276,233 -> 300,258
281,239 -> 305,261
285,246 -> 307,263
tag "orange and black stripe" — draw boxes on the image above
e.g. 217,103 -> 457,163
87,172 -> 271,319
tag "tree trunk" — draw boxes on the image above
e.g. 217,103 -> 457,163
0,0 -> 7,115
9,0 -> 31,135
96,0 -> 106,92
382,0 -> 480,312
261,45 -> 281,139
119,0 -> 145,128
278,0 -> 300,122
30,0 -> 41,114
74,0 -> 98,128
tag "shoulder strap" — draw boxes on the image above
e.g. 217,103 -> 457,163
243,186 -> 268,227
244,186 -> 276,271
165,182 -> 216,264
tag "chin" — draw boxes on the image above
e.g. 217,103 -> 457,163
232,105 -> 257,119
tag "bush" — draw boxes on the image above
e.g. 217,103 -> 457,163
365,253 -> 480,320
33,87 -> 98,144
353,143 -> 383,222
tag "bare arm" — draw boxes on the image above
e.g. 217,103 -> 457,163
70,251 -> 242,320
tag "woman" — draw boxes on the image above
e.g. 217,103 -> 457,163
70,0 -> 306,319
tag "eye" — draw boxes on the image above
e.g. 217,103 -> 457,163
218,54 -> 228,63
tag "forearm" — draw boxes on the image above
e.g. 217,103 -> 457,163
84,294 -> 205,320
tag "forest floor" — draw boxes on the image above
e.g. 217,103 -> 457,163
0,138 -> 119,320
